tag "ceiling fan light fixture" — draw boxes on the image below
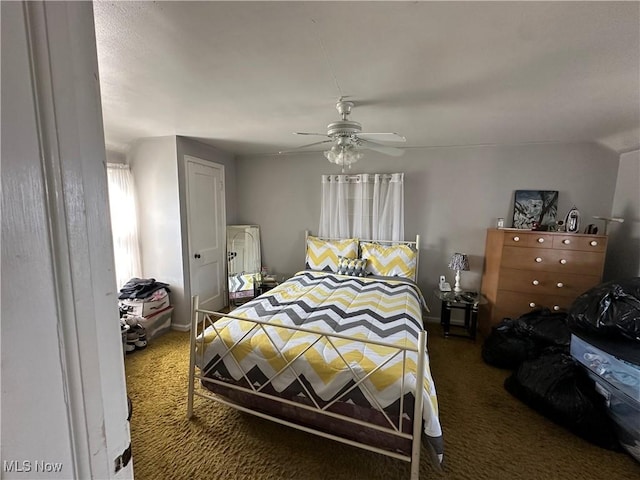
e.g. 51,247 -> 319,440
324,144 -> 362,171
292,99 -> 405,164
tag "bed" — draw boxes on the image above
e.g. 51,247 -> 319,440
187,233 -> 443,479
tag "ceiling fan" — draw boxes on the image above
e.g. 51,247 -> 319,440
282,99 -> 406,171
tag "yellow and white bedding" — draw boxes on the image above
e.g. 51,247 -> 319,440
196,270 -> 443,460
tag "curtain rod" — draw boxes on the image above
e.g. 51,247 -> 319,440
324,173 -> 396,182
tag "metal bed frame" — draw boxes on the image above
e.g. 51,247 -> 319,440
187,234 -> 428,479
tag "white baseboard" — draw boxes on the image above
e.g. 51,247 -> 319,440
171,323 -> 191,332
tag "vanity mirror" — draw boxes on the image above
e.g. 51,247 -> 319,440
226,225 -> 261,306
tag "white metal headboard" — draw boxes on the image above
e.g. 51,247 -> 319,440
304,230 -> 420,282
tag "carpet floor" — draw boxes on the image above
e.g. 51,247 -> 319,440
124,325 -> 639,480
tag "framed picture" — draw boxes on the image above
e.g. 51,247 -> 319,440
512,190 -> 559,229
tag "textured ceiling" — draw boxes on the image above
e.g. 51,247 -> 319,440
94,1 -> 640,157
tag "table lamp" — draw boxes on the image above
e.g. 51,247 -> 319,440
448,253 -> 469,293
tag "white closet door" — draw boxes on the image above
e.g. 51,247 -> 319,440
186,156 -> 226,312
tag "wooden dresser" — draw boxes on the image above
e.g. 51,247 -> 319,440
479,228 -> 607,337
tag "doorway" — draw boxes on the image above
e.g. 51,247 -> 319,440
184,155 -> 226,312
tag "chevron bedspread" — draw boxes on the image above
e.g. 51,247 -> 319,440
195,270 -> 443,461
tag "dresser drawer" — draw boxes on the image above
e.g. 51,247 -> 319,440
480,228 -> 607,339
552,234 -> 607,252
494,290 -> 575,319
501,246 -> 605,275
497,268 -> 601,298
503,231 -> 554,248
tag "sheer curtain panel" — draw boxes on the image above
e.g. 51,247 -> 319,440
372,173 -> 404,241
106,163 -> 142,289
318,173 -> 404,241
319,174 -> 350,238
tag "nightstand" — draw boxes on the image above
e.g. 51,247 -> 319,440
256,281 -> 278,296
434,290 -> 487,340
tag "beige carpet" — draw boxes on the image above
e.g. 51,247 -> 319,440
124,326 -> 639,480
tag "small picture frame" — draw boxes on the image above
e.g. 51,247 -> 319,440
565,206 -> 581,233
512,190 -> 559,229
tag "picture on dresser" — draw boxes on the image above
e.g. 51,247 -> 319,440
512,190 -> 559,229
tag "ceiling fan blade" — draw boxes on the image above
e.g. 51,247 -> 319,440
357,132 -> 406,143
278,139 -> 333,154
357,139 -> 405,157
294,132 -> 330,137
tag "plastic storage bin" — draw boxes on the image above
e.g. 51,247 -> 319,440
138,306 -> 173,340
587,370 -> 640,462
570,334 -> 640,462
570,334 -> 640,402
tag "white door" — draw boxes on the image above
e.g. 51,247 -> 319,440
186,156 -> 226,311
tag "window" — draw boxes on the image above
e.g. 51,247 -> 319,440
106,164 -> 141,289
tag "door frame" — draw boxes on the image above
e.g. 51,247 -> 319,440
2,2 -> 132,478
182,155 -> 227,319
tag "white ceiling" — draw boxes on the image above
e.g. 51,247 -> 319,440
93,1 -> 640,157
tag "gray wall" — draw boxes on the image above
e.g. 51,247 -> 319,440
235,142 -> 620,320
605,149 -> 640,278
127,136 -> 238,328
129,137 -> 187,324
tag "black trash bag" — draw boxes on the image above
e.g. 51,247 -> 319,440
512,309 -> 571,347
482,319 -> 538,369
567,277 -> 640,342
504,352 -> 620,450
482,309 -> 570,369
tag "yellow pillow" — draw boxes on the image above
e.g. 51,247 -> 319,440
305,236 -> 358,272
360,242 -> 417,279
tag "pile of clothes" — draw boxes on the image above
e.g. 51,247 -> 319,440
118,278 -> 172,353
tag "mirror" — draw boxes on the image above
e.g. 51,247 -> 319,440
227,225 -> 261,305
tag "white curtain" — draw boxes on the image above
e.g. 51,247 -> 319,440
106,164 -> 142,289
352,173 -> 371,239
319,174 -> 350,238
372,173 -> 405,241
319,173 -> 404,240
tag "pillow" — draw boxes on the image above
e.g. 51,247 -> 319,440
305,236 -> 358,272
336,256 -> 367,277
360,242 -> 417,279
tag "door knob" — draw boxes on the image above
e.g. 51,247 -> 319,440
194,253 -> 201,259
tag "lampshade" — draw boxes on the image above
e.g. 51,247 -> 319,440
324,144 -> 363,172
448,253 -> 469,272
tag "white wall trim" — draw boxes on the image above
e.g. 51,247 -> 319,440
171,324 -> 192,332
12,2 -> 131,478
24,3 -> 94,476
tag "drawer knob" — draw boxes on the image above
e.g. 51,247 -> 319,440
529,302 -> 536,308
537,238 -> 545,243
513,236 -> 520,242
559,259 -> 567,265
532,280 -> 540,286
535,257 -> 543,263
553,305 -> 560,311
590,240 -> 598,246
562,239 -> 571,245
557,282 -> 564,288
